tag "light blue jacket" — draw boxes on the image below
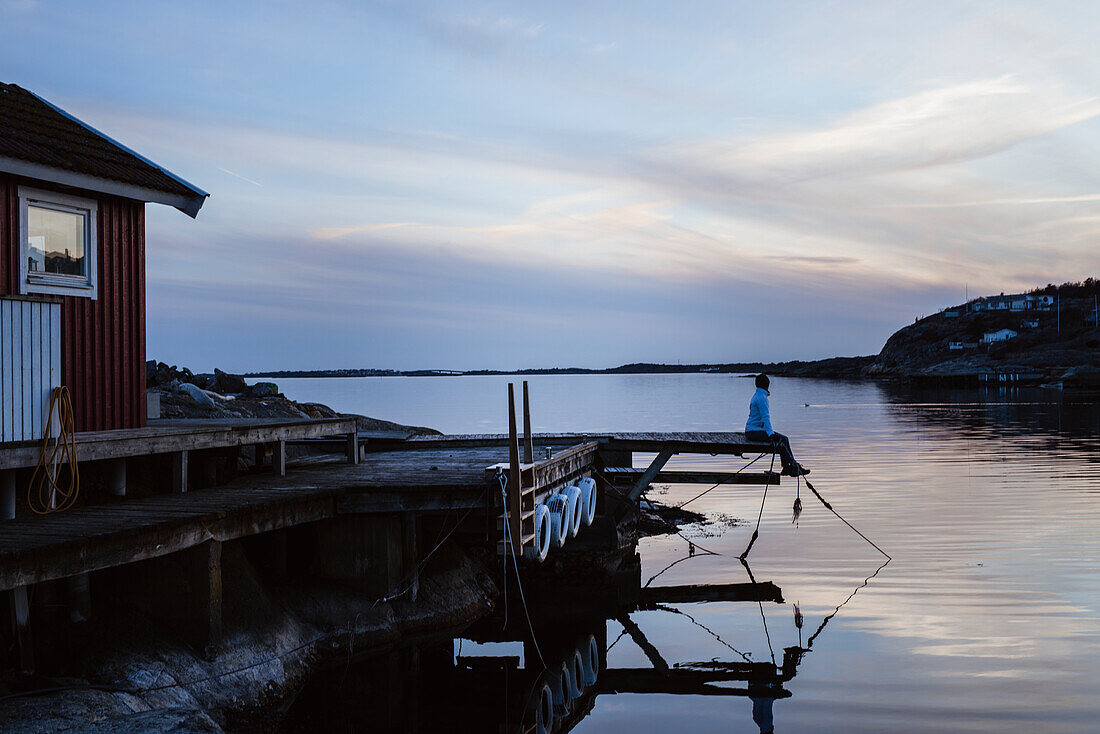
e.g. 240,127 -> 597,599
745,387 -> 773,435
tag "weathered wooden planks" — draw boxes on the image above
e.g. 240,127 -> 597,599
602,467 -> 781,486
371,431 -> 777,457
0,417 -> 357,469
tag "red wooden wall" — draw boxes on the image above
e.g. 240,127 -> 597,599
1,172 -> 146,432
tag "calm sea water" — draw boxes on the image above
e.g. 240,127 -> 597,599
269,374 -> 1100,733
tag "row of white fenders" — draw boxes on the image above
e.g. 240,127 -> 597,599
522,477 -> 598,563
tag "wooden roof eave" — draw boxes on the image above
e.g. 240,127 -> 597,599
0,154 -> 207,217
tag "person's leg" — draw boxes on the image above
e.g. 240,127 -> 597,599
769,432 -> 797,473
746,431 -> 807,474
773,432 -> 810,475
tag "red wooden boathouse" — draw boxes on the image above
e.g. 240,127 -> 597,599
0,83 -> 207,437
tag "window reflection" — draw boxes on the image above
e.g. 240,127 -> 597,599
28,205 -> 85,277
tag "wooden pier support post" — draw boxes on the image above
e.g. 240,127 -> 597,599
199,453 -> 218,489
273,440 -> 286,477
314,514 -> 403,597
507,384 -> 522,555
347,430 -> 360,465
189,540 -> 223,659
403,513 -> 419,602
171,450 -> 189,493
11,585 -> 33,674
66,573 -> 91,624
2,471 -> 33,673
522,380 -> 533,464
1,470 -> 14,520
106,458 -> 127,497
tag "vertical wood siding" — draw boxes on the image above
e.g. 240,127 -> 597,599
0,299 -> 61,442
1,173 -> 146,433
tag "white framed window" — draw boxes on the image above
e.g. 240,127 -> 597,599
18,186 -> 98,299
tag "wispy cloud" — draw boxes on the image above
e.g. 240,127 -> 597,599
894,193 -> 1100,208
644,78 -> 1100,189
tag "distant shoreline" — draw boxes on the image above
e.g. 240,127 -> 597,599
244,356 -> 876,380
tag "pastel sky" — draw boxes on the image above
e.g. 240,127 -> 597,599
3,0 -> 1100,371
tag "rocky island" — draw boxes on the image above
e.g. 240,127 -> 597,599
865,279 -> 1100,387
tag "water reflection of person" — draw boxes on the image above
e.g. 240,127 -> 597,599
745,374 -> 808,477
751,690 -> 775,733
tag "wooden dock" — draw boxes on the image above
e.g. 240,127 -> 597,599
0,429 -> 782,592
366,431 -> 775,455
0,419 -> 786,671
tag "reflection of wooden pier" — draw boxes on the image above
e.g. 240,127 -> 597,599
457,562 -> 801,734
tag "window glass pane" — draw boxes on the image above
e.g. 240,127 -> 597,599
28,205 -> 85,277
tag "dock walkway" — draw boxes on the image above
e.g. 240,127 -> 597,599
0,417 -> 358,469
369,431 -> 774,455
0,444 -> 526,592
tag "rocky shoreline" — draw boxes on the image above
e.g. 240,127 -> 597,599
145,362 -> 440,435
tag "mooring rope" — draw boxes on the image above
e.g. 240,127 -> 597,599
804,479 -> 891,560
738,454 -> 776,561
500,475 -> 547,668
676,452 -> 768,509
804,557 -> 891,650
497,471 -> 509,631
643,552 -> 700,588
653,603 -> 754,663
758,601 -> 776,667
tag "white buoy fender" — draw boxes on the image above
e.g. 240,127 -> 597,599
569,649 -> 585,696
534,681 -> 554,734
582,634 -> 599,686
546,493 -> 570,548
552,660 -> 571,714
563,485 -> 583,538
523,503 -> 551,562
577,477 -> 597,526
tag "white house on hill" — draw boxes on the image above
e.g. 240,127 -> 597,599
970,293 -> 1055,313
982,328 -> 1018,343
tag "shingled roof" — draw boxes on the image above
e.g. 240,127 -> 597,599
0,83 -> 207,217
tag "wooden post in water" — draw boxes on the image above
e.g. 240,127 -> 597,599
2,470 -> 33,672
522,380 -> 533,464
171,450 -> 189,493
507,384 -> 522,555
1,470 -> 14,520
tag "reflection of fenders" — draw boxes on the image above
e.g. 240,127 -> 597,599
524,631 -> 605,734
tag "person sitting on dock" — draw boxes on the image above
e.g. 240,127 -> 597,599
745,374 -> 809,477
